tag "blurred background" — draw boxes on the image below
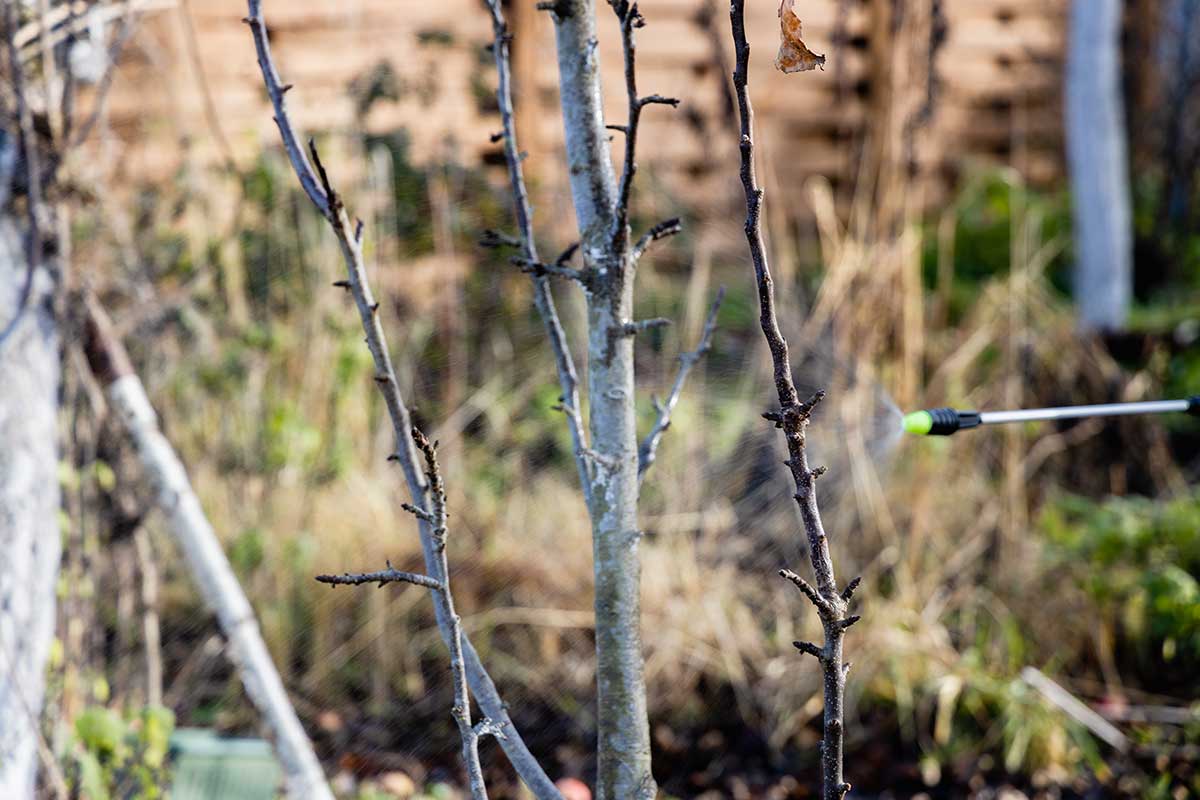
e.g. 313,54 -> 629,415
16,0 -> 1200,797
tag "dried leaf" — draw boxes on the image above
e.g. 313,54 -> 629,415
775,0 -> 825,74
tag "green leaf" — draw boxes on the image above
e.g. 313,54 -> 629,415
75,707 -> 126,760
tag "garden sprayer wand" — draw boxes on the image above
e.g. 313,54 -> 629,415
902,396 -> 1200,436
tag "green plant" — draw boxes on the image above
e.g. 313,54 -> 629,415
65,705 -> 176,799
1042,492 -> 1200,667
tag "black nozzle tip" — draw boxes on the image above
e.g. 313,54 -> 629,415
926,407 -> 982,435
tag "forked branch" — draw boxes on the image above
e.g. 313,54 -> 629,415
482,0 -> 592,514
244,4 -> 561,797
728,3 -> 857,799
316,430 -> 490,800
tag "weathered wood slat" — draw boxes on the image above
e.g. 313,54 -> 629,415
92,0 -> 1070,206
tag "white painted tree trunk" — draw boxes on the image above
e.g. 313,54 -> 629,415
0,215 -> 61,799
98,365 -> 333,800
1066,0 -> 1132,332
551,2 -> 655,796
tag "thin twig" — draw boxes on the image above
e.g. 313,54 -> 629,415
319,441 -> 491,800
631,216 -> 681,262
511,255 -> 590,285
244,3 -> 329,216
483,0 -> 591,515
244,4 -> 560,797
315,568 -> 444,591
610,1 -> 679,255
415,429 -> 490,799
638,286 -> 724,480
728,4 -> 853,799
620,317 -> 671,336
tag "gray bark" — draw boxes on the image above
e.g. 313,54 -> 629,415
550,2 -> 655,796
1066,0 -> 1132,332
0,215 -> 61,799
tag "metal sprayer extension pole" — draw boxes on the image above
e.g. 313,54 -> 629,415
903,396 -> 1200,436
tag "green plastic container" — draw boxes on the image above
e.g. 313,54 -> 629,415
168,728 -> 283,800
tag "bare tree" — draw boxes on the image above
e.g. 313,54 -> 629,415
245,4 -> 566,796
1066,0 -> 1132,332
247,0 -> 721,795
538,2 -> 688,794
729,3 -> 860,799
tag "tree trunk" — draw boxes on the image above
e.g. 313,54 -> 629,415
551,2 -> 655,796
0,214 -> 61,799
1066,0 -> 1133,332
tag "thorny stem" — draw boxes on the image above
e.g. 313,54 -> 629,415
728,3 -> 857,799
483,0 -> 592,514
244,4 -> 561,798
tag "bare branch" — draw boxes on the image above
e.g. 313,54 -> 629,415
244,3 -> 329,216
315,569 -> 444,591
729,3 -> 854,798
483,0 -> 592,517
554,241 -> 580,266
793,640 -> 824,661
412,427 -> 449,545
478,228 -> 522,249
620,318 -> 671,336
474,718 -> 508,741
631,217 -> 682,262
511,256 -> 590,284
840,576 -> 862,603
639,94 -> 680,108
400,502 -> 436,524
326,429 -> 491,799
244,4 -> 560,797
779,568 -> 833,617
638,287 -> 724,479
610,1 -> 677,254
415,426 -> 487,800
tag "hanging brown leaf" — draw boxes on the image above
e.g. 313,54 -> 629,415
775,0 -> 825,74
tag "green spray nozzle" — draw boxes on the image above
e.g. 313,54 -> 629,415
902,408 -> 981,436
903,396 -> 1200,436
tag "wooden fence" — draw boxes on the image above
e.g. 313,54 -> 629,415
99,0 -> 1069,219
